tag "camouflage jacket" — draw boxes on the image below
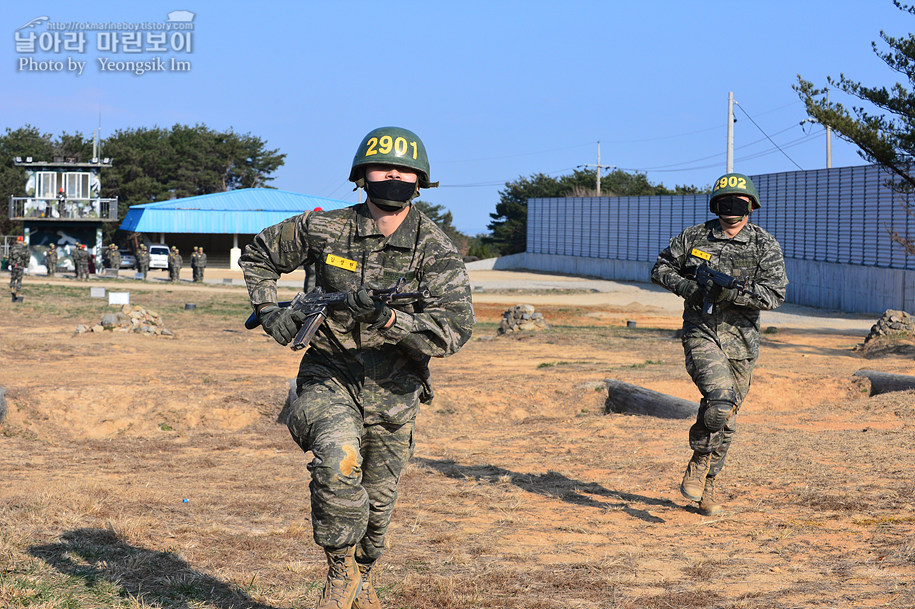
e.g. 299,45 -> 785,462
106,250 -> 121,269
190,251 -> 199,267
651,219 -> 787,360
45,249 -> 58,266
241,203 -> 475,425
9,243 -> 29,267
72,248 -> 87,264
196,253 -> 207,268
135,251 -> 150,268
168,252 -> 183,269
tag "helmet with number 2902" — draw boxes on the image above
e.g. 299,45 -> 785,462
709,172 -> 760,212
349,126 -> 438,189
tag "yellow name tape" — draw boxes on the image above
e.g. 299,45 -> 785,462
326,254 -> 358,272
690,248 -> 711,261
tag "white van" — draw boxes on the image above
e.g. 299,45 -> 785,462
148,244 -> 170,270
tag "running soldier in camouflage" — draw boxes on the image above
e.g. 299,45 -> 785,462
8,236 -> 29,301
651,172 -> 787,516
241,126 -> 473,609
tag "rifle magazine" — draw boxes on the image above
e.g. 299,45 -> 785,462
291,310 -> 327,351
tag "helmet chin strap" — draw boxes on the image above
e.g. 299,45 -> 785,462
719,214 -> 747,226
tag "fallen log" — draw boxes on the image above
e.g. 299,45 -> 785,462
853,369 -> 915,396
604,378 -> 698,420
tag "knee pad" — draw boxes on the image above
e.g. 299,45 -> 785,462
702,389 -> 738,431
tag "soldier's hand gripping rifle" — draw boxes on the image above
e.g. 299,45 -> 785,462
695,263 -> 757,315
244,277 -> 431,351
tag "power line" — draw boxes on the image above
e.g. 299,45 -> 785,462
734,100 -> 804,170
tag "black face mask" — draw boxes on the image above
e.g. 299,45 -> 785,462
713,195 -> 751,219
365,179 -> 417,210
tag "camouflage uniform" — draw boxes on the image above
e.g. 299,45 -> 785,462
191,247 -> 207,282
652,218 -> 787,479
8,241 -> 29,296
45,246 -> 58,277
190,247 -> 199,281
74,246 -> 90,281
105,245 -> 121,271
195,248 -> 206,282
136,247 -> 150,279
241,203 -> 474,562
168,248 -> 183,282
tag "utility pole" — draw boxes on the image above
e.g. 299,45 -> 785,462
826,89 -> 832,168
727,91 -> 734,173
581,141 -> 612,195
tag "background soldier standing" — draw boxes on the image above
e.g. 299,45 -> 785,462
651,172 -> 787,516
136,244 -> 150,280
195,246 -> 207,282
241,126 -> 474,609
74,243 -> 90,281
190,246 -> 199,281
105,244 -> 121,274
168,246 -> 182,282
45,244 -> 58,277
8,235 -> 29,301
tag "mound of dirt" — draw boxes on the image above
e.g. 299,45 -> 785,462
856,309 -> 915,357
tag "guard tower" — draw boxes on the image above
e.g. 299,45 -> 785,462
8,154 -> 117,273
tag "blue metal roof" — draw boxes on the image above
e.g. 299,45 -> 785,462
119,188 -> 352,234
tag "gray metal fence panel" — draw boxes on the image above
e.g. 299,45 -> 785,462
529,164 -> 913,271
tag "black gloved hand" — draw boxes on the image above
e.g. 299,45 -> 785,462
344,289 -> 393,330
259,305 -> 306,346
714,287 -> 739,304
679,279 -> 704,307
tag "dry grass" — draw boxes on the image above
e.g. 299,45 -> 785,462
1,282 -> 915,608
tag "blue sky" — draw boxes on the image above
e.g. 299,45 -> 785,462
2,1 -> 907,234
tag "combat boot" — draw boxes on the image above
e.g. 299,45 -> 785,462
352,561 -> 381,609
317,546 -> 362,609
680,451 -> 711,502
699,476 -> 722,516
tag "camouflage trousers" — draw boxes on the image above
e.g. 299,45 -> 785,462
9,267 -> 23,292
286,377 -> 415,562
683,336 -> 755,478
137,265 -> 148,280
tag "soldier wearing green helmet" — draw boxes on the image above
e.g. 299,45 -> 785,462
651,171 -> 787,516
240,126 -> 473,609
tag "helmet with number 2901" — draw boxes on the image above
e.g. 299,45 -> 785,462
349,126 -> 438,189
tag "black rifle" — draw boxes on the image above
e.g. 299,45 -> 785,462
244,277 -> 431,351
695,263 -> 757,315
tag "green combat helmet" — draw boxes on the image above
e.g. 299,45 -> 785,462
709,172 -> 760,214
349,126 -> 438,189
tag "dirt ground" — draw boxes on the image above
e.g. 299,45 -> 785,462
1,269 -> 914,608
